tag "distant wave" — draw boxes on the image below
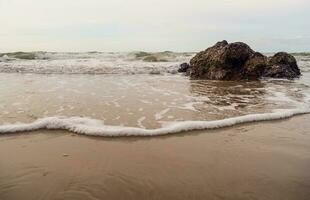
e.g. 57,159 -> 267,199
0,51 -> 194,75
0,108 -> 309,137
0,51 -> 194,62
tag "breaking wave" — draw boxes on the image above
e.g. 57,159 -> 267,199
0,51 -> 194,74
0,108 -> 309,137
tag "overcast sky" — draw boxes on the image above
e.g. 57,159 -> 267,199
0,0 -> 309,52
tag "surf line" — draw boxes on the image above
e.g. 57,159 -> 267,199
0,108 -> 309,137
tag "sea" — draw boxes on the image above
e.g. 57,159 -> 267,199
0,51 -> 309,136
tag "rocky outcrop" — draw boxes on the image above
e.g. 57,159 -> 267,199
243,52 -> 267,80
263,52 -> 301,79
186,41 -> 301,80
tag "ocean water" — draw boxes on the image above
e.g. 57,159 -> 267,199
0,52 -> 309,136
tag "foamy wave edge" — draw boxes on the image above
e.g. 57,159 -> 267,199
0,108 -> 309,137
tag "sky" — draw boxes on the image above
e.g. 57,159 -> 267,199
0,0 -> 309,52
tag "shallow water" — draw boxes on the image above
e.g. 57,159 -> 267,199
0,53 -> 309,136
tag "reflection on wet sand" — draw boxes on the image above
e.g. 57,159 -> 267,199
0,73 -> 309,129
189,77 -> 310,117
189,80 -> 267,115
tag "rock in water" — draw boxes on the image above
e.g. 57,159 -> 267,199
243,52 -> 267,80
178,63 -> 190,73
189,41 -> 301,80
189,40 -> 258,80
264,52 -> 301,79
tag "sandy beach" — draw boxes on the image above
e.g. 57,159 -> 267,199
1,115 -> 310,200
1,1 -> 310,199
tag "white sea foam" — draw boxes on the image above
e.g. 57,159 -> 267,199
0,108 -> 309,137
137,116 -> 146,128
175,102 -> 201,111
155,108 -> 170,120
0,52 -> 193,75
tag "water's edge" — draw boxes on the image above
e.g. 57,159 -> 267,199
1,108 -> 309,137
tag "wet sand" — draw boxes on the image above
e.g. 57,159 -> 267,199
0,115 -> 310,200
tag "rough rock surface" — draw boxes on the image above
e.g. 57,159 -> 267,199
243,52 -> 267,80
188,41 -> 301,80
264,52 -> 301,79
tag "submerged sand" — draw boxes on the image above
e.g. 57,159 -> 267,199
0,115 -> 310,200
1,73 -> 309,129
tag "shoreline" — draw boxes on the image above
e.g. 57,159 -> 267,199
1,109 -> 309,137
1,115 -> 310,200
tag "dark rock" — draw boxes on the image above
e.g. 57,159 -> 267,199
221,42 -> 254,67
243,52 -> 267,80
190,41 -> 257,80
189,41 -> 301,80
263,52 -> 301,79
178,63 -> 190,73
